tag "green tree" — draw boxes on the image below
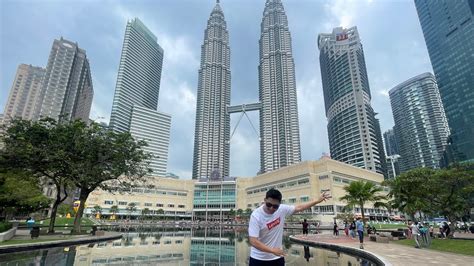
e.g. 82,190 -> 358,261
383,168 -> 435,220
156,208 -> 164,221
0,170 -> 51,219
228,209 -> 235,221
141,208 -> 151,221
110,205 -> 119,219
1,118 -> 74,233
127,202 -> 137,219
339,181 -> 387,226
92,205 -> 102,217
58,203 -> 74,217
1,118 -> 151,233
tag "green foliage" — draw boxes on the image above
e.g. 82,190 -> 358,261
92,205 -> 102,215
384,164 -> 474,222
394,238 -> 474,256
58,204 -> 73,216
0,222 -> 12,233
339,180 -> 388,224
0,170 -> 51,217
335,211 -> 355,223
1,118 -> 151,233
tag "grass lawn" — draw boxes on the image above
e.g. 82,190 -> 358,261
0,238 -> 67,246
21,217 -> 94,227
394,238 -> 474,256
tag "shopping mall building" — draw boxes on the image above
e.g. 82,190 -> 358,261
85,157 -> 395,224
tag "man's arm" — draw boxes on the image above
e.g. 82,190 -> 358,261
294,192 -> 330,213
249,237 -> 285,257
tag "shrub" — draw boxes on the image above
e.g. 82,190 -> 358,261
0,222 -> 13,233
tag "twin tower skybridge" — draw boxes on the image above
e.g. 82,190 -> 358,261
226,102 -> 262,144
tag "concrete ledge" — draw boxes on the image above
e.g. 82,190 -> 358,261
0,233 -> 122,254
290,235 -> 392,266
0,228 -> 17,242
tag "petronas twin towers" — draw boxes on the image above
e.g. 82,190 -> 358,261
192,0 -> 301,179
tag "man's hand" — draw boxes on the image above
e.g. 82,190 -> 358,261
271,247 -> 286,257
318,191 -> 331,202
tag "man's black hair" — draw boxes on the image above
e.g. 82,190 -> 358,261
265,188 -> 282,202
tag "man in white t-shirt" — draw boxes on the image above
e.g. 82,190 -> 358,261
248,188 -> 330,265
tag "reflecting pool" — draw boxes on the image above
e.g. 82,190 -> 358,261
0,228 -> 376,265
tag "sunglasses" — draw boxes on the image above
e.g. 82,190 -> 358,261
265,202 -> 280,210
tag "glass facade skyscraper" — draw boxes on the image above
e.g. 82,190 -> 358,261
258,0 -> 301,173
192,1 -> 231,180
318,26 -> 386,176
109,18 -> 164,133
389,73 -> 450,172
35,37 -> 93,123
415,0 -> 474,163
383,128 -> 399,157
109,18 -> 170,176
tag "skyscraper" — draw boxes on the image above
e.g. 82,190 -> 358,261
109,18 -> 170,177
258,0 -> 301,173
35,37 -> 93,123
192,1 -> 231,179
389,72 -> 450,172
109,18 -> 164,133
318,26 -> 385,175
383,128 -> 399,157
415,0 -> 474,163
3,64 -> 45,123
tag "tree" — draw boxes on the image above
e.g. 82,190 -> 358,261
236,209 -> 243,218
127,203 -> 137,219
335,210 -> 355,223
339,181 -> 387,226
228,209 -> 235,221
383,168 -> 435,220
92,205 -> 102,217
0,170 -> 51,219
110,205 -> 119,220
1,118 -> 75,233
58,203 -> 74,217
141,208 -> 151,221
1,118 -> 151,233
156,208 -> 164,221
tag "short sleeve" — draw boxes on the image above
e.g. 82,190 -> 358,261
280,204 -> 295,217
248,214 -> 260,238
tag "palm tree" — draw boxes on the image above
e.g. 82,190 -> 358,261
110,205 -> 119,220
339,181 -> 387,226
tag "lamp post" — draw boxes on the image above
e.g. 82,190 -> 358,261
386,155 -> 400,178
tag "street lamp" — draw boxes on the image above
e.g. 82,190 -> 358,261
386,154 -> 400,178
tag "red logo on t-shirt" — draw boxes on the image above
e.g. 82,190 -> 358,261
266,217 -> 281,230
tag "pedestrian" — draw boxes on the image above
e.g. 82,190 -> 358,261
248,188 -> 330,265
302,219 -> 309,236
349,220 -> 356,239
356,217 -> 364,249
333,222 -> 339,237
344,222 -> 349,236
411,221 -> 421,248
442,222 -> 451,239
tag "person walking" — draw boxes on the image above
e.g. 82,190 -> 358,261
356,217 -> 364,249
302,219 -> 309,237
333,222 -> 339,237
349,220 -> 356,239
411,221 -> 421,248
248,189 -> 330,265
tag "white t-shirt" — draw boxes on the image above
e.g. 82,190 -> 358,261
248,204 -> 295,261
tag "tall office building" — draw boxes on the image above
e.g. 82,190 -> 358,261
318,27 -> 386,175
383,128 -> 399,157
415,0 -> 474,163
3,64 -> 45,123
35,37 -> 93,123
192,1 -> 231,179
389,73 -> 450,172
258,0 -> 301,173
109,18 -> 170,176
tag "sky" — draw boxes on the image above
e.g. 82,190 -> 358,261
0,0 -> 433,179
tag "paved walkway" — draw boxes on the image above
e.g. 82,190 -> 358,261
292,234 -> 473,266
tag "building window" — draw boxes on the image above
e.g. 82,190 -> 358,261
144,203 -> 152,207
168,204 -> 175,208
156,203 -> 164,207
118,201 -> 127,206
288,198 -> 296,203
178,205 -> 185,208
104,200 -> 114,205
300,196 -> 309,202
